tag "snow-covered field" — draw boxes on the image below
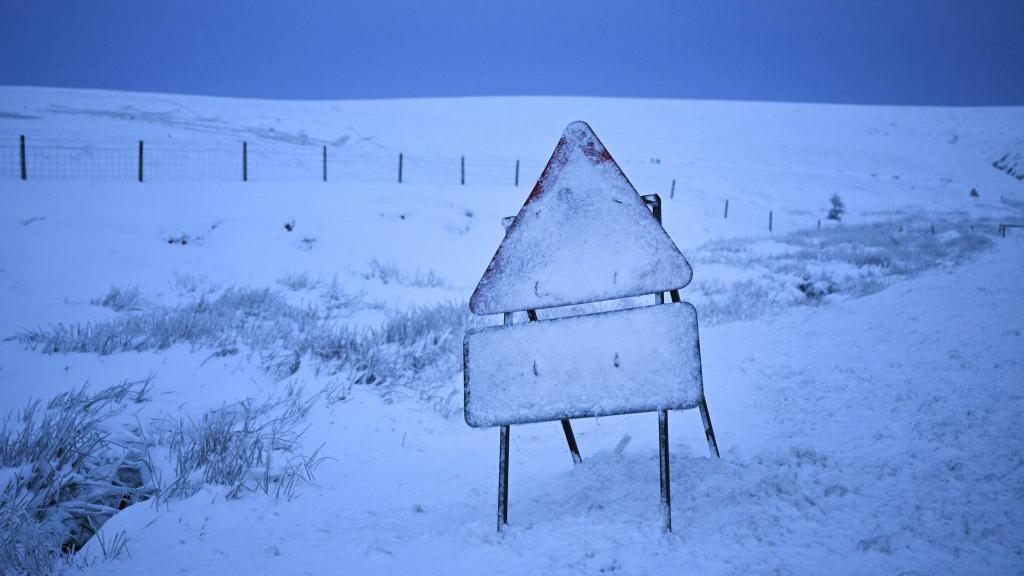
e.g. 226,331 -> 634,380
0,87 -> 1022,574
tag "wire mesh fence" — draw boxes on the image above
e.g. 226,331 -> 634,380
26,144 -> 136,181
2,135 -> 912,237
146,146 -> 241,182
0,146 -> 19,180
1,136 -> 553,187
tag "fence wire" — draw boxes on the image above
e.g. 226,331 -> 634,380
0,146 -> 18,180
26,145 -> 136,181
1,138 -> 556,187
1,137 -> 845,236
146,146 -> 240,182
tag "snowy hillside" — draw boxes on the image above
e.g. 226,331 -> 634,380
0,87 -> 1022,574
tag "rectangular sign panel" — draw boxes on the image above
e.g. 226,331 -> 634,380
464,302 -> 704,427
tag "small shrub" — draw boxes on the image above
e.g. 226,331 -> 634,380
797,277 -> 838,301
827,194 -> 845,221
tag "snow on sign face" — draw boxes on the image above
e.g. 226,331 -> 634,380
464,303 -> 704,427
469,121 -> 693,315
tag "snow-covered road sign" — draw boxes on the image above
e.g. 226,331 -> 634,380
465,302 -> 703,427
470,121 -> 692,315
464,121 -> 719,534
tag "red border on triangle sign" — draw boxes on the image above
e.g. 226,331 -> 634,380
470,121 -> 693,315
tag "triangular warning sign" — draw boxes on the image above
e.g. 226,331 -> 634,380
470,121 -> 693,315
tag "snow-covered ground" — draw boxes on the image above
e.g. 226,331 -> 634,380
0,87 -> 1022,574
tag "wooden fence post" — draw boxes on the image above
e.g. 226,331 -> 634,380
19,134 -> 26,181
242,142 -> 248,182
724,199 -> 729,219
515,160 -> 519,187
461,155 -> 465,186
398,153 -> 403,183
322,145 -> 327,182
138,140 -> 144,182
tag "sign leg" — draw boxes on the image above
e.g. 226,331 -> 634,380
658,409 -> 672,532
528,308 -> 583,465
698,398 -> 720,458
560,419 -> 583,464
497,425 -> 510,533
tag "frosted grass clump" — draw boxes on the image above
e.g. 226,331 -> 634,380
364,258 -> 448,286
306,302 -> 472,415
363,258 -> 445,288
690,278 -> 804,325
0,379 -> 157,574
0,378 -> 328,573
16,288 -> 315,356
322,276 -> 363,311
91,285 -> 145,312
277,272 -> 321,292
158,385 -> 326,501
15,290 -> 474,416
688,216 -> 994,325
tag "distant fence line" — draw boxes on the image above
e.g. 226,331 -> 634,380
16,134 -> 1002,238
1,134 -> 562,187
0,134 -> 794,234
0,134 -> 834,236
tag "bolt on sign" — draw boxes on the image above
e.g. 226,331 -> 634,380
463,121 -> 720,533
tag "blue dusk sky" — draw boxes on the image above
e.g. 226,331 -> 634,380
0,0 -> 1021,105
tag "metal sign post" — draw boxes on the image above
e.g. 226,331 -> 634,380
464,121 -> 720,533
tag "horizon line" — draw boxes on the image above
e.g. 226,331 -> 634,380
2,84 -> 1021,109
